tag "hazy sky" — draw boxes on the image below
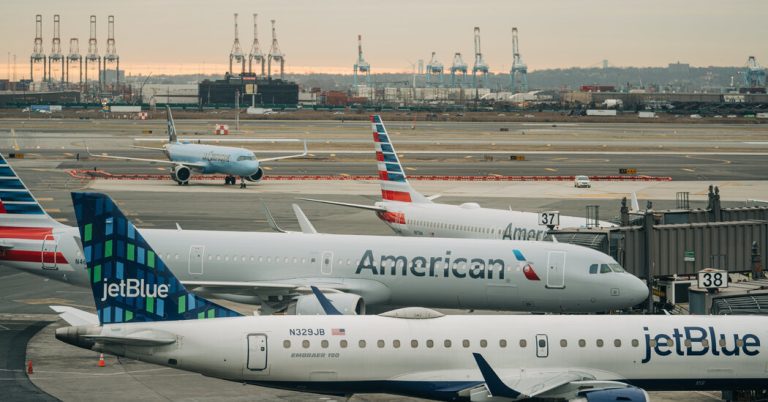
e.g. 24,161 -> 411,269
1,0 -> 767,78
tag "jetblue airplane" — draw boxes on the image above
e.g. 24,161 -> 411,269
88,106 -> 307,188
53,193 -> 767,401
0,156 -> 647,313
304,115 -> 615,240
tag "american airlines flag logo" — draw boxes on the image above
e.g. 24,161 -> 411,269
332,328 -> 346,336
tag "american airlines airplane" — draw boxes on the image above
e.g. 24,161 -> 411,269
87,106 -> 307,188
0,157 -> 647,313
304,115 -> 615,240
53,193 -> 767,401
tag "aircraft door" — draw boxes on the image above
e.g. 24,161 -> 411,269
320,251 -> 333,275
535,334 -> 549,358
41,235 -> 58,270
545,251 -> 565,289
246,334 -> 268,370
188,245 -> 204,275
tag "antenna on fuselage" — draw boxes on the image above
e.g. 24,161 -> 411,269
165,105 -> 177,143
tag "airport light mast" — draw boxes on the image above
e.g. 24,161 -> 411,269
353,34 -> 371,87
248,13 -> 265,77
30,14 -> 47,82
471,27 -> 489,89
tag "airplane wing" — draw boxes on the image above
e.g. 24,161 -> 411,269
86,148 -> 208,168
258,140 -> 308,163
135,137 -> 302,143
181,281 -> 350,296
469,353 -> 642,401
50,305 -> 99,326
300,198 -> 387,212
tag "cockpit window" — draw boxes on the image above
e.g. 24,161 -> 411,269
600,264 -> 612,274
609,263 -> 625,273
589,264 -> 598,274
237,155 -> 256,161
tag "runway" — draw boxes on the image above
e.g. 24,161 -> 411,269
0,119 -> 764,401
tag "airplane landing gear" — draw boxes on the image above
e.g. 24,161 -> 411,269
225,176 -> 236,185
239,177 -> 246,189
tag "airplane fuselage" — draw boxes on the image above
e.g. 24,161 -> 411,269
375,201 -> 615,241
1,225 -> 647,313
67,314 -> 768,401
165,143 -> 260,177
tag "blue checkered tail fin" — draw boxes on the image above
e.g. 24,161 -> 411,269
71,192 -> 242,325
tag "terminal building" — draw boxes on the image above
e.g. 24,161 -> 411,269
198,73 -> 299,107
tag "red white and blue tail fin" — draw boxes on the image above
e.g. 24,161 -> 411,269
0,153 -> 61,227
371,115 -> 430,204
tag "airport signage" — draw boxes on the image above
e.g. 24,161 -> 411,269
698,269 -> 728,289
684,251 -> 695,262
538,211 -> 560,227
619,168 -> 637,175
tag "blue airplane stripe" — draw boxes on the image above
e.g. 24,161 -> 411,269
2,203 -> 44,214
372,115 -> 382,124
0,179 -> 26,190
385,163 -> 402,173
513,249 -> 526,261
380,144 -> 394,153
377,133 -> 389,143
387,173 -> 406,182
0,167 -> 17,177
382,153 -> 398,163
0,191 -> 34,202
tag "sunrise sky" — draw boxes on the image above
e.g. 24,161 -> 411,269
1,0 -> 766,79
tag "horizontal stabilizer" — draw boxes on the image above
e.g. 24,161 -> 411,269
300,198 -> 386,212
50,306 -> 99,326
85,330 -> 177,346
292,204 -> 317,234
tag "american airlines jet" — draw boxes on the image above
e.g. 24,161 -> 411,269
53,193 -> 767,401
304,115 -> 615,240
0,157 -> 646,313
88,106 -> 307,188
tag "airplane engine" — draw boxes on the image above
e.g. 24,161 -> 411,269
170,165 -> 191,185
286,292 -> 365,315
244,167 -> 264,182
578,387 -> 649,402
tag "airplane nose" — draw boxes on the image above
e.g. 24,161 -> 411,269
628,276 -> 649,306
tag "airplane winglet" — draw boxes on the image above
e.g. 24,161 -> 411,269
426,194 -> 442,201
291,204 -> 317,234
310,286 -> 343,315
630,192 -> 640,212
261,202 -> 287,233
472,353 -> 522,399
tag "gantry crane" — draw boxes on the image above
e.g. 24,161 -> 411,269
30,14 -> 46,82
510,27 -> 528,93
471,27 -> 489,88
48,14 -> 64,84
425,52 -> 444,87
267,19 -> 285,80
450,52 -> 467,87
102,15 -> 120,88
353,34 -> 371,86
229,13 -> 246,75
248,13 -> 265,77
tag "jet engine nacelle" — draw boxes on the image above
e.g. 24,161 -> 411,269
244,167 -> 264,182
170,165 -> 191,184
286,292 -> 365,315
578,387 -> 649,402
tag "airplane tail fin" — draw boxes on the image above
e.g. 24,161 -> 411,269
0,153 -> 62,227
371,115 -> 430,204
166,106 -> 178,143
71,192 -> 242,325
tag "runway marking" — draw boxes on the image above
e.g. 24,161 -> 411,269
744,142 -> 768,145
263,166 -> 273,170
11,129 -> 19,151
36,197 -> 53,201
682,168 -> 695,172
0,324 -> 9,330
13,298 -> 78,306
45,208 -> 61,213
551,157 -> 568,161
683,155 -> 732,165
545,168 -> 558,172
405,167 -> 417,171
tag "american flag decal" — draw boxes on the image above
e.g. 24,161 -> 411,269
332,328 -> 346,336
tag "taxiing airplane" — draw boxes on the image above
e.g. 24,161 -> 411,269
304,115 -> 615,240
52,194 -> 767,401
0,158 -> 647,313
87,106 -> 307,188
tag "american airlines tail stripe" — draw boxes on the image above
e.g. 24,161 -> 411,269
385,163 -> 402,173
513,249 -> 526,261
371,115 -> 382,124
380,143 -> 395,153
0,179 -> 26,190
0,249 -> 68,264
0,203 -> 45,214
372,133 -> 381,143
381,153 -> 398,163
0,167 -> 16,177
381,190 -> 412,202
377,211 -> 406,224
375,152 -> 384,162
0,154 -> 6,164
0,226 -> 53,240
0,191 -> 34,202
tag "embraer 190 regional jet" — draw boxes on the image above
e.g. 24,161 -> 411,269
53,191 -> 768,401
88,106 -> 307,188
0,156 -> 646,313
305,115 -> 615,240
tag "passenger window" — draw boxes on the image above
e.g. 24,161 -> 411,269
600,264 -> 612,273
283,340 -> 291,348
631,339 -> 639,347
340,340 -> 348,348
302,340 -> 310,349
578,339 -> 586,347
614,339 -> 621,347
560,339 -> 567,347
684,339 -> 692,348
321,340 -> 329,349
444,340 -> 452,348
480,339 -> 487,348
649,339 -> 657,347
589,264 -> 598,274
736,339 -> 744,348
426,340 -> 434,348
393,340 -> 401,348
702,339 -> 709,347
411,340 -> 419,348
519,339 -> 527,348
499,339 -> 507,348
377,340 -> 385,348
596,339 -> 604,347
462,340 -> 470,348
358,340 -> 366,348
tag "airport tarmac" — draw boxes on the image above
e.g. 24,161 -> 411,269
0,119 -> 765,401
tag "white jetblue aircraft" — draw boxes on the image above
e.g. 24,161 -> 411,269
88,106 -> 307,188
52,195 -> 767,401
304,115 -> 615,240
0,159 -> 646,313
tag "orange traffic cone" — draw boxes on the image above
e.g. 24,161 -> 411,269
27,360 -> 33,374
98,353 -> 105,367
